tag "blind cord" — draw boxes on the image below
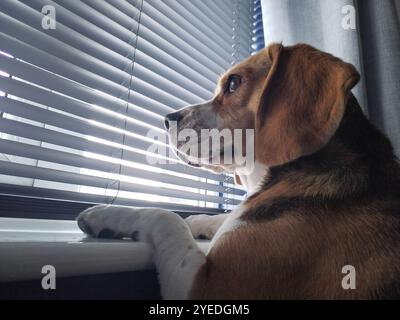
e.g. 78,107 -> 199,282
109,0 -> 144,205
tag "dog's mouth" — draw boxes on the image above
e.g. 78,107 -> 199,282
187,161 -> 201,168
171,141 -> 215,167
166,121 -> 250,173
172,141 -> 235,172
166,132 -> 199,167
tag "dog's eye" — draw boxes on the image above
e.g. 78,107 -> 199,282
226,75 -> 241,94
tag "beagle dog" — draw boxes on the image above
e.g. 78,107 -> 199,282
77,44 -> 400,299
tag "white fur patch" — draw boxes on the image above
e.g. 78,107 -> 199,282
236,161 -> 269,196
208,204 -> 247,253
185,213 -> 228,240
77,205 -> 206,299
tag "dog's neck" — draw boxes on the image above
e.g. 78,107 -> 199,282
249,94 -> 400,203
236,161 -> 269,196
238,95 -> 399,202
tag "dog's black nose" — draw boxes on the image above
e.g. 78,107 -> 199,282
164,111 -> 182,130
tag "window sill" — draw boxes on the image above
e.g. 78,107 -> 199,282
0,217 -> 209,283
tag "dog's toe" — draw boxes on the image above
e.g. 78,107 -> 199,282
76,205 -> 112,238
77,216 -> 94,236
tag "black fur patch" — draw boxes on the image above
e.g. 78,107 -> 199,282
131,231 -> 139,241
98,228 -> 116,239
244,197 -> 318,221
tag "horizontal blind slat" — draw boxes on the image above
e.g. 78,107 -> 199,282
0,161 -> 239,205
145,0 -> 233,52
168,0 -> 249,59
119,0 -> 233,57
0,12 -> 191,109
48,0 -> 217,93
0,76 -> 162,133
6,1 -> 216,95
0,96 -> 164,153
0,50 -> 169,126
206,0 -> 253,36
18,0 -> 212,102
83,0 -> 227,74
87,0 -> 229,70
52,0 -> 223,81
175,0 -> 232,36
0,139 -> 245,196
0,117 -> 233,183
0,76 -> 234,193
54,0 -> 217,91
0,184 -> 225,214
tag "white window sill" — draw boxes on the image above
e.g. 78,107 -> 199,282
0,217 -> 209,283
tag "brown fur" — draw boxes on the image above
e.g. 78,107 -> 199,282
255,44 -> 360,166
189,44 -> 400,299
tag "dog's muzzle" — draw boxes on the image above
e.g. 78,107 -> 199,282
164,111 -> 183,130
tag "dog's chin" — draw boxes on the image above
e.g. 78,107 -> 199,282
171,146 -> 236,174
169,145 -> 200,168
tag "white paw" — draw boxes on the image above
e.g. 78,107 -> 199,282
185,214 -> 224,240
77,205 -> 135,239
76,204 -> 174,240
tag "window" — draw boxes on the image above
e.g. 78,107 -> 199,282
0,0 -> 262,216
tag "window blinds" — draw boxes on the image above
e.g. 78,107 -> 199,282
252,0 -> 265,53
0,0 -> 260,214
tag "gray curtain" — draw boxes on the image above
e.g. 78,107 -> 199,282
261,0 -> 400,156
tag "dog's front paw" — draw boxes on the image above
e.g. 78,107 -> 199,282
185,214 -> 225,240
77,205 -> 139,239
77,205 -> 178,241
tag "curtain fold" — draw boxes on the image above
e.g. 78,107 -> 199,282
261,0 -> 400,156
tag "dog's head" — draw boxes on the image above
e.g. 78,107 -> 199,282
165,43 -> 360,173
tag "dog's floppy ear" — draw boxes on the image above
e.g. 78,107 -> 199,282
255,43 -> 360,166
